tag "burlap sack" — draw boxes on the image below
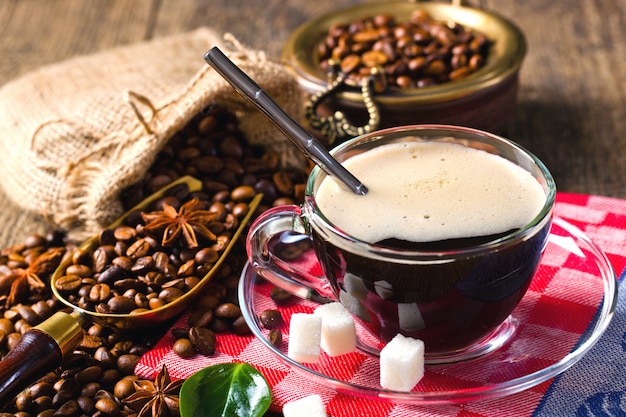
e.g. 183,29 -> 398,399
0,28 -> 306,241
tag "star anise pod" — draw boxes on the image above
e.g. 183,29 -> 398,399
141,198 -> 218,248
1,247 -> 65,307
124,365 -> 184,417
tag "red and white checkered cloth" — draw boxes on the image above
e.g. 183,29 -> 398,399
136,193 -> 626,416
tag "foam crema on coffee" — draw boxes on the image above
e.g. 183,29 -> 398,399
315,140 -> 547,249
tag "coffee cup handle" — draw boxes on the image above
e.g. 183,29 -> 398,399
246,205 -> 335,303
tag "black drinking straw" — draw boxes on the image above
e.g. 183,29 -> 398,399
204,47 -> 368,196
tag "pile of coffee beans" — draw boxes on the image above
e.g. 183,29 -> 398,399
120,106 -> 309,213
317,10 -> 491,89
0,105 -> 310,416
0,232 -> 152,417
170,253 -> 253,359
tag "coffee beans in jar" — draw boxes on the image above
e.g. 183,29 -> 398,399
317,10 -> 491,89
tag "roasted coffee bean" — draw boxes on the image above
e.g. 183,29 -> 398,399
97,265 -> 127,285
14,319 -> 32,334
195,248 -> 219,265
93,347 -> 117,368
318,11 -> 491,89
195,294 -> 220,310
54,274 -> 82,293
32,395 -> 53,413
52,389 -> 75,407
92,246 -> 114,273
177,259 -> 195,277
214,302 -> 240,319
80,382 -> 101,398
152,251 -> 169,272
188,308 -> 214,328
179,146 -> 202,161
113,226 -> 137,242
171,327 -> 190,339
131,255 -> 154,274
16,304 -> 39,325
159,287 -> 185,303
209,317 -> 231,333
259,309 -> 283,329
75,366 -> 103,385
230,185 -> 255,202
14,392 -> 32,411
126,238 -> 150,258
211,234 -> 231,252
113,277 -> 145,292
232,202 -> 249,219
117,354 -> 140,375
173,338 -> 196,358
272,197 -> 295,206
99,369 -> 122,386
29,382 -> 56,399
76,396 -> 96,414
113,377 -> 136,399
189,327 -> 216,356
107,295 -> 136,313
55,399 -> 80,416
148,297 -> 166,310
6,332 -> 21,350
112,340 -> 134,355
88,284 -> 111,303
232,315 -> 251,335
64,264 -> 92,278
94,398 -> 119,415
193,155 -> 224,174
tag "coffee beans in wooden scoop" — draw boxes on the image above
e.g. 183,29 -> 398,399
53,192 -> 246,315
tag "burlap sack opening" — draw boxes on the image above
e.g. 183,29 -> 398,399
0,28 -> 307,242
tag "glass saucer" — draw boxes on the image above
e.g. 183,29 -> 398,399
238,217 -> 617,405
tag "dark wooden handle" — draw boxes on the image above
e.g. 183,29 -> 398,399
0,329 -> 63,409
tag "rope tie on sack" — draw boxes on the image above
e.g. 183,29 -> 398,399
29,90 -> 161,177
125,90 -> 158,135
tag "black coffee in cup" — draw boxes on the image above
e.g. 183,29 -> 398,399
309,139 -> 549,354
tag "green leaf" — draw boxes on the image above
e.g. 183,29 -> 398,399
179,363 -> 271,417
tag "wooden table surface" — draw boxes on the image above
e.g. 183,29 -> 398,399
1,0 -> 625,247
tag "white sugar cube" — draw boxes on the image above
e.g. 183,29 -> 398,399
380,334 -> 425,391
287,313 -> 322,363
283,394 -> 327,417
314,302 -> 357,356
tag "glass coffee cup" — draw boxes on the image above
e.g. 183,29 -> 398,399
247,125 -> 556,363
